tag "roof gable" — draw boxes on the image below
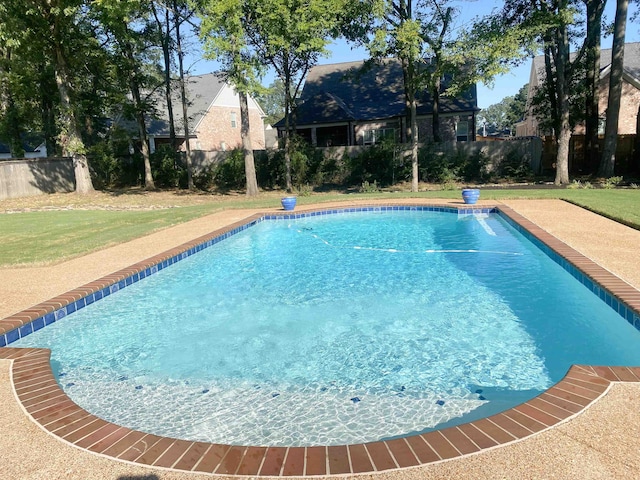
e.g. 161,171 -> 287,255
146,73 -> 225,136
147,73 -> 264,137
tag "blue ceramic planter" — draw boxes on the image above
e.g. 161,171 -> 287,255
462,188 -> 480,205
281,196 -> 297,211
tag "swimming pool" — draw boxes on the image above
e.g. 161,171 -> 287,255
8,206 -> 640,448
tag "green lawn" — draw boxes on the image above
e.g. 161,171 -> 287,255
1,189 -> 638,267
0,205 -> 220,266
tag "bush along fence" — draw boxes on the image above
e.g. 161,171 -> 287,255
85,137 -> 544,193
0,139 -> 542,198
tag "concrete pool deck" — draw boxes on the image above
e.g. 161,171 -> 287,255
1,198 -> 640,479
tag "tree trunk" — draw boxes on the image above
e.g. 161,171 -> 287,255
174,1 -> 194,190
239,92 -> 259,196
130,77 -> 155,190
543,44 -> 561,138
634,103 -> 640,170
599,0 -> 628,178
154,4 -> 176,150
283,119 -> 293,193
553,13 -> 571,185
584,0 -> 604,174
121,25 -> 155,190
39,63 -> 58,156
283,65 -> 293,193
410,99 -> 419,192
0,48 -> 25,158
54,44 -> 94,193
401,56 -> 419,192
432,82 -> 442,143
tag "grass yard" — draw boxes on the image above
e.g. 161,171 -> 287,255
0,188 -> 639,267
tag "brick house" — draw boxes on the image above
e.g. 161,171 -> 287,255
515,43 -> 640,138
275,59 -> 478,146
148,73 -> 266,153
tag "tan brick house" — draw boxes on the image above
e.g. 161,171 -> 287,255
515,43 -> 640,138
148,73 -> 266,153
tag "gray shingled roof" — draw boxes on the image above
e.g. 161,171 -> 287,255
531,42 -> 640,83
147,73 -> 226,136
276,58 -> 478,127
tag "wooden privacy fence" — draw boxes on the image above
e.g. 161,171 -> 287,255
542,135 -> 640,176
0,157 -> 75,200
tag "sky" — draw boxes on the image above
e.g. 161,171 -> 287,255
189,0 -> 640,110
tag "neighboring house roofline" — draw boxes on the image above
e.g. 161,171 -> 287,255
275,58 -> 478,129
599,64 -> 640,90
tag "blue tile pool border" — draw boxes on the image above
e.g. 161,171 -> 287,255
1,204 -> 639,348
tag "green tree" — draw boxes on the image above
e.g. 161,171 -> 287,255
0,0 -> 27,157
0,0 -> 56,158
480,84 -> 528,135
256,79 -> 286,126
362,1 -> 530,191
24,0 -> 97,192
500,0 -> 586,185
197,0 -> 264,196
367,0 -> 425,192
94,0 -> 163,190
150,0 -> 198,189
151,0 -> 177,149
480,99 -> 514,134
508,84 -> 529,129
172,0 -> 197,190
198,0 -> 355,192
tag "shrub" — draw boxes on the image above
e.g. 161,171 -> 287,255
256,149 -> 285,189
213,148 -> 246,190
87,143 -> 120,189
294,183 -> 314,196
192,164 -> 216,191
150,146 -> 186,188
602,176 -> 624,189
493,149 -> 532,181
87,142 -> 143,189
568,179 -> 594,189
359,180 -> 380,193
348,139 -> 408,186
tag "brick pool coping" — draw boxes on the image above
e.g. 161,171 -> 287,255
1,203 -> 640,477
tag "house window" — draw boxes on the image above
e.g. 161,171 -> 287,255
230,112 -> 237,128
362,127 -> 395,145
456,121 -> 469,142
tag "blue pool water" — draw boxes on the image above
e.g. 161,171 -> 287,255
12,210 -> 640,446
